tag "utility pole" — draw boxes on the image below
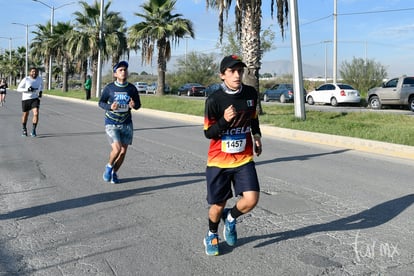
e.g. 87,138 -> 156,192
96,0 -> 104,98
289,0 -> 306,120
322,40 -> 332,83
333,0 -> 338,83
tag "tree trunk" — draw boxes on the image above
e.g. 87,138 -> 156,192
62,57 -> 69,92
91,57 -> 98,98
241,1 -> 263,114
81,59 -> 88,90
156,40 -> 167,96
45,57 -> 50,91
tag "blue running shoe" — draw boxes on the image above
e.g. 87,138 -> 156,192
222,208 -> 237,246
111,172 -> 119,184
31,130 -> 37,137
103,165 -> 112,182
203,232 -> 219,256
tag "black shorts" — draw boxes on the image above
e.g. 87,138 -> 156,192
22,98 -> 40,112
206,161 -> 260,204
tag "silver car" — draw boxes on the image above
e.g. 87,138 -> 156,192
134,82 -> 148,93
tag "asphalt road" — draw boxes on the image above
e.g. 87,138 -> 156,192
0,91 -> 413,275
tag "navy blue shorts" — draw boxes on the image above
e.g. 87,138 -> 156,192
206,162 -> 260,205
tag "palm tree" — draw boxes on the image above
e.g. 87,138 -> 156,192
70,0 -> 127,97
0,54 -> 9,79
50,22 -> 74,92
15,46 -> 27,80
31,22 -> 52,89
2,49 -> 21,85
105,13 -> 128,69
128,0 -> 194,96
206,0 -> 289,113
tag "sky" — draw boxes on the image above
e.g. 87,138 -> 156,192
1,0 -> 414,78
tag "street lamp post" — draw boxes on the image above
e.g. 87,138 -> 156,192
12,23 -> 34,77
322,40 -> 332,83
96,0 -> 104,98
32,0 -> 75,90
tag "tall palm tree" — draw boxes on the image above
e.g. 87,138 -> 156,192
31,22 -> 52,89
128,0 -> 194,96
206,0 -> 289,113
105,13 -> 128,70
15,46 -> 27,79
69,0 -> 127,97
50,21 -> 74,92
0,54 -> 8,79
2,49 -> 21,85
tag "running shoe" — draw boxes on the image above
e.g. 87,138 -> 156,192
203,232 -> 219,256
22,129 -> 27,137
222,208 -> 237,246
111,172 -> 119,184
103,164 -> 112,182
31,130 -> 37,137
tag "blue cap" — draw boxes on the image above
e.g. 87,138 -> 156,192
113,61 -> 129,72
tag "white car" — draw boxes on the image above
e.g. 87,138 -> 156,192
134,82 -> 148,93
146,82 -> 157,94
306,83 -> 361,106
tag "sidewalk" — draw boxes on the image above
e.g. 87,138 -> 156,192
139,108 -> 414,161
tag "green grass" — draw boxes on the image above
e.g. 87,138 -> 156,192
45,89 -> 414,147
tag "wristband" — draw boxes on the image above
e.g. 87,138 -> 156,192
253,134 -> 261,139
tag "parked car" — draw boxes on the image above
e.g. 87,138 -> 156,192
177,83 -> 206,96
367,76 -> 414,111
263,83 -> 295,103
146,82 -> 171,94
204,83 -> 222,97
306,83 -> 361,106
134,82 -> 148,93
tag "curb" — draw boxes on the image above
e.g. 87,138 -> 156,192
139,108 -> 414,161
43,95 -> 414,161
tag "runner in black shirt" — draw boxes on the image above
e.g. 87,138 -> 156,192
203,55 -> 263,256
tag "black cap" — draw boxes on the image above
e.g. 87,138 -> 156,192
220,55 -> 246,73
113,61 -> 129,72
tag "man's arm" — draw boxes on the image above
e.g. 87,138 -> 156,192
16,78 -> 27,92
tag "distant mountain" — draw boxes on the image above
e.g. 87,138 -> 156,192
261,59 -> 328,78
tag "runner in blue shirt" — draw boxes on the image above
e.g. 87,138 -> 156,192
98,61 -> 141,184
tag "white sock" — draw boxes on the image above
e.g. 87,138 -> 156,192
227,212 -> 235,222
208,230 -> 216,236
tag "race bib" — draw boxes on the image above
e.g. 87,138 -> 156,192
221,134 -> 247,153
115,103 -> 129,112
113,92 -> 130,112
